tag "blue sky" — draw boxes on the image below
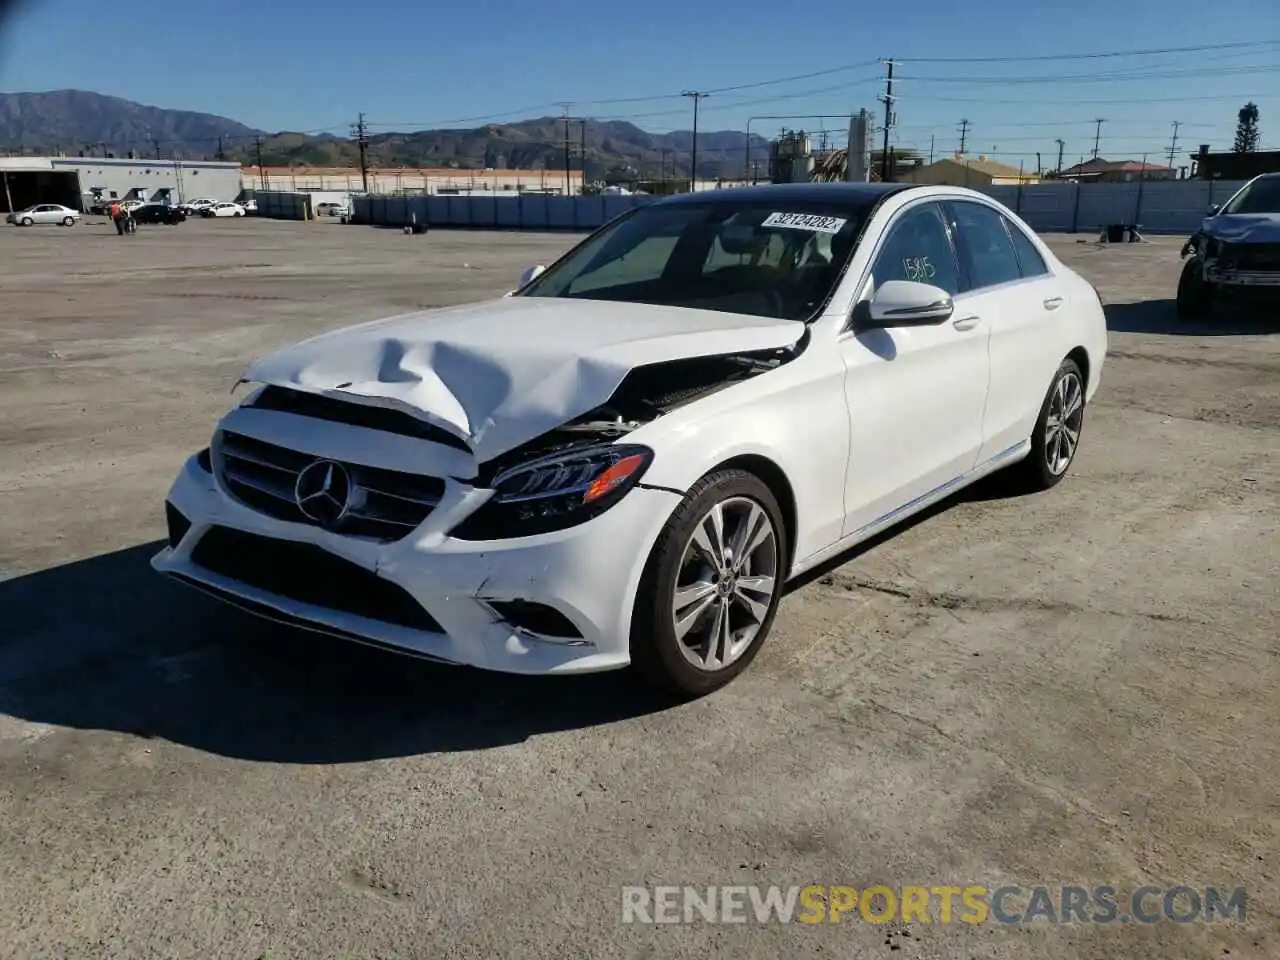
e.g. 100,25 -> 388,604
1,0 -> 1276,168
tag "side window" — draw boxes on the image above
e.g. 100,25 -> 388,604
950,201 -> 1021,289
1003,216 -> 1049,278
869,203 -> 960,296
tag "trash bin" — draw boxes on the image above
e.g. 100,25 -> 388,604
1106,224 -> 1126,243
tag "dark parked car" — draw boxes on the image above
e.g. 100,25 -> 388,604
1178,173 -> 1280,320
131,203 -> 187,225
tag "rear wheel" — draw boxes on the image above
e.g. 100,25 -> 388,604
1004,359 -> 1086,493
631,469 -> 787,698
1176,257 -> 1214,321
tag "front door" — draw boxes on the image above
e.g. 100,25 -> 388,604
944,199 -> 1066,465
837,200 -> 992,538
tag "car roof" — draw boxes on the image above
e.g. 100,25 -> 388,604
654,182 -> 919,208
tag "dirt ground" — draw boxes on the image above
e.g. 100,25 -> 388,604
0,216 -> 1276,960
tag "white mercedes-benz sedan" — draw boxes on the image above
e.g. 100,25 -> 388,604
153,183 -> 1106,696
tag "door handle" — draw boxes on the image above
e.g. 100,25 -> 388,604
952,314 -> 981,331
1043,296 -> 1064,310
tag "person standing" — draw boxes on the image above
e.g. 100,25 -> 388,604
110,201 -> 124,235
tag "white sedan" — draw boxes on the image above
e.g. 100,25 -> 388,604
202,202 -> 246,218
152,183 -> 1106,696
7,203 -> 81,226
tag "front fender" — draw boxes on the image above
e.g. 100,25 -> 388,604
627,353 -> 850,564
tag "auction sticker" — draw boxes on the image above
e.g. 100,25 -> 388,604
762,212 -> 848,234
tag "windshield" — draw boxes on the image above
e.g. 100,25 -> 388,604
518,199 -> 871,321
1221,177 -> 1280,215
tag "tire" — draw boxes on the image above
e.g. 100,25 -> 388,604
1176,257 -> 1213,321
630,469 -> 788,698
20,217 -> 32,226
62,216 -> 75,226
1004,359 -> 1087,493
235,210 -> 244,217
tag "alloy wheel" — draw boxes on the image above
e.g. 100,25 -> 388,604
1044,370 -> 1084,476
671,496 -> 779,672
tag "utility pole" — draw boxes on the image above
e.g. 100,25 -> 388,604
579,119 -> 587,192
558,104 -> 572,195
878,59 -> 895,181
1167,120 -> 1182,171
1092,118 -> 1105,159
351,113 -> 370,193
929,134 -> 935,165
255,135 -> 267,192
1055,138 -> 1065,174
958,118 -> 969,156
682,91 -> 709,192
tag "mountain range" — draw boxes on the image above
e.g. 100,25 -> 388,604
0,90 -> 774,180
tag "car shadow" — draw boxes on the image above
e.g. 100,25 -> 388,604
0,541 -> 675,764
1106,298 -> 1278,335
784,473 -> 1023,594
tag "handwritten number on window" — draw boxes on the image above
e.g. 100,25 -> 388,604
901,256 -> 935,283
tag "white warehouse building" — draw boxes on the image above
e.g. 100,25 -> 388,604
0,156 -> 244,214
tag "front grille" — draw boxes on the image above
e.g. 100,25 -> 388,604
1220,242 -> 1280,272
248,386 -> 471,452
190,525 -> 444,632
216,430 -> 445,541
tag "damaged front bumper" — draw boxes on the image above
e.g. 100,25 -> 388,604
152,450 -> 681,675
1204,266 -> 1280,287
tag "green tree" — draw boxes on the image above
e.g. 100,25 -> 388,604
1233,102 -> 1260,153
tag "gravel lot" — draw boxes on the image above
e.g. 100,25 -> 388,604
1,215 -> 1276,960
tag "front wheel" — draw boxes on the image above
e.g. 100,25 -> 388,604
630,469 -> 787,698
1004,359 -> 1086,493
20,217 -> 32,226
62,216 -> 75,226
1176,257 -> 1214,321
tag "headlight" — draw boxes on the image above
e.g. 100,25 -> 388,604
449,443 -> 653,540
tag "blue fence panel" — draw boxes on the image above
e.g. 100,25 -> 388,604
496,196 -> 523,227
546,197 -> 576,228
520,194 -> 548,228
424,196 -> 448,225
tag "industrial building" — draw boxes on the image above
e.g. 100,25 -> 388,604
243,166 -> 587,196
907,156 -> 1041,187
1189,145 -> 1280,180
0,156 -> 243,215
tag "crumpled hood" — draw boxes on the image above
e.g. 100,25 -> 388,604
1200,213 -> 1280,244
244,296 -> 803,461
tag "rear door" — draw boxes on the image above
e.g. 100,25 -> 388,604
837,199 -> 991,536
945,200 -> 1066,464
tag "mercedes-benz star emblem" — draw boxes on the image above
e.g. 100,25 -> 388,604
294,459 -> 353,528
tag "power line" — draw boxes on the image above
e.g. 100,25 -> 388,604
895,38 -> 1280,63
895,91 -> 1271,106
897,63 -> 1280,85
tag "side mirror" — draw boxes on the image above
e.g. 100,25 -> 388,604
1207,203 -> 1221,215
518,264 -> 546,287
860,280 -> 955,328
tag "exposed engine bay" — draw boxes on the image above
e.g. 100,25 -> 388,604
475,343 -> 801,484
